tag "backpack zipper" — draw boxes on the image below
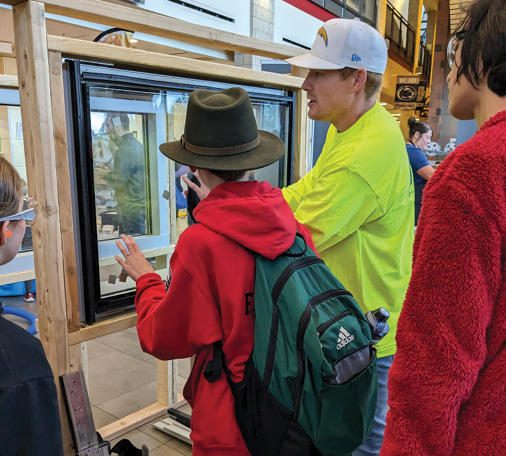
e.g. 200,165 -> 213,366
263,256 -> 323,387
292,289 -> 352,420
316,310 -> 352,337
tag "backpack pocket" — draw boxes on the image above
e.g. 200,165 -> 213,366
316,349 -> 377,456
228,358 -> 320,456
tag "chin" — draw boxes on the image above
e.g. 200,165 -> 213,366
449,102 -> 475,121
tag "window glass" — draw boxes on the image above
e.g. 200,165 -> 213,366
0,104 -> 32,252
89,87 -> 173,299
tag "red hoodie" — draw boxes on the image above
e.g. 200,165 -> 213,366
381,111 -> 506,455
135,181 -> 315,455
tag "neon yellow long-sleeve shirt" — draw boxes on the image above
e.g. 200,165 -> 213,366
283,102 -> 414,357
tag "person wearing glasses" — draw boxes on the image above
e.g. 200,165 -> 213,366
381,0 -> 505,454
0,157 -> 63,455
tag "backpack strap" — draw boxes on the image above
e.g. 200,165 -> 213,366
204,341 -> 225,383
281,232 -> 308,258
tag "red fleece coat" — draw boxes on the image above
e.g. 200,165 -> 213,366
381,111 -> 506,456
135,181 -> 315,456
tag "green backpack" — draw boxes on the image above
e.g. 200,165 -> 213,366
205,234 -> 382,456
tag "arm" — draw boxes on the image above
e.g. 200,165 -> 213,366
416,165 -> 435,181
285,167 -> 381,253
381,181 -> 501,455
282,169 -> 313,212
134,244 -> 222,360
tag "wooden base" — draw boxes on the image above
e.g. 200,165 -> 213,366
97,402 -> 167,442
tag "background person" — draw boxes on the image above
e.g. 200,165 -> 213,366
405,117 -> 434,224
0,157 -> 63,455
105,112 -> 147,235
381,0 -> 506,454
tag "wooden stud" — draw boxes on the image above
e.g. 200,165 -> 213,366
41,0 -> 303,60
48,50 -> 81,333
98,402 -> 167,441
0,41 -> 12,57
12,1 -> 73,452
68,311 -> 137,345
0,73 -> 18,87
157,359 -> 169,407
46,35 -> 303,90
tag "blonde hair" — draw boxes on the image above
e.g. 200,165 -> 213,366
339,67 -> 383,99
0,156 -> 22,218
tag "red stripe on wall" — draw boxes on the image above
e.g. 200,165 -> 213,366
282,0 -> 338,22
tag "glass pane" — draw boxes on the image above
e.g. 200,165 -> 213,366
250,101 -> 290,187
0,104 -> 32,252
89,87 -> 173,299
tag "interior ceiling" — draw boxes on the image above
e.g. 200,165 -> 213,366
449,0 -> 472,33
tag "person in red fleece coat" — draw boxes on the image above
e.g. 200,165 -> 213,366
381,1 -> 506,455
115,87 -> 316,455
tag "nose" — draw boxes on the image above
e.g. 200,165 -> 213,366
302,73 -> 312,91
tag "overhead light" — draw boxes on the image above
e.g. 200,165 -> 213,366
392,113 -> 401,117
380,102 -> 387,106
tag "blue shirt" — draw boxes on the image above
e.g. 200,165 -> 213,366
406,143 -> 431,185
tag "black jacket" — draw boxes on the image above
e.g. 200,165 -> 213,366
0,314 -> 63,455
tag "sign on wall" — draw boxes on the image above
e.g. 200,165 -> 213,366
394,76 -> 420,109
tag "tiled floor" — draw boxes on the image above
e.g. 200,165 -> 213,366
1,295 -> 193,455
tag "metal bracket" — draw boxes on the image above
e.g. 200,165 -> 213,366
60,371 -> 110,456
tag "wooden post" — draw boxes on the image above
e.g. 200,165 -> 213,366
12,1 -> 74,453
48,50 -> 81,334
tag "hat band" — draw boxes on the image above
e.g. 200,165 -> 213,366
180,135 -> 260,157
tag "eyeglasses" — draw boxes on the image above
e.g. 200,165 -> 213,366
447,30 -> 466,69
0,196 -> 38,227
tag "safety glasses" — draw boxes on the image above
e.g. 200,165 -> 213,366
447,30 -> 466,70
0,196 -> 38,227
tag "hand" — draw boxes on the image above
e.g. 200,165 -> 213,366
182,171 -> 210,200
115,234 -> 154,281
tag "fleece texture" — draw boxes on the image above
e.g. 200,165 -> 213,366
135,181 -> 315,456
381,110 -> 506,456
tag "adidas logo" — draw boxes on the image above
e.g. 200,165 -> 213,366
336,326 -> 355,350
351,53 -> 362,62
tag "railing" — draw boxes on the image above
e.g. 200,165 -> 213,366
418,41 -> 432,81
385,1 -> 415,66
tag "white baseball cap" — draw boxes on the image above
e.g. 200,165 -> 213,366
286,18 -> 388,74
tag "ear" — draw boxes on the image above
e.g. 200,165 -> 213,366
351,69 -> 368,93
413,131 -> 421,141
0,221 -> 10,246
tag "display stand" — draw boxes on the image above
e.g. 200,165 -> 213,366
0,1 -> 310,453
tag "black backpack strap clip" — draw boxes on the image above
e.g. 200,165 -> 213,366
204,341 -> 225,383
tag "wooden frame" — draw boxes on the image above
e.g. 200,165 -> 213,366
1,1 -> 308,453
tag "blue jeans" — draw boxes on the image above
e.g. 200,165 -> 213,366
352,355 -> 394,456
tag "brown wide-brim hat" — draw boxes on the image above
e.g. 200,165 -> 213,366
159,87 -> 284,171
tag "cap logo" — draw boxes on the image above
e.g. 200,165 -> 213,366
317,27 -> 328,47
351,53 -> 362,62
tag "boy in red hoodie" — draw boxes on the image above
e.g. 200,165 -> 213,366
115,87 -> 315,455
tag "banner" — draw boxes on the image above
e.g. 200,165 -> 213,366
394,76 -> 420,110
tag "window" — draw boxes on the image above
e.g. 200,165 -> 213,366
65,62 -> 296,323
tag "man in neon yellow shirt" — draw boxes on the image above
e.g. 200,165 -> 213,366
285,19 -> 414,456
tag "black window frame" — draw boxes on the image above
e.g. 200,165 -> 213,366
64,59 -> 296,323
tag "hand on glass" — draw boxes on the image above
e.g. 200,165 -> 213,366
115,234 -> 154,281
182,171 -> 210,200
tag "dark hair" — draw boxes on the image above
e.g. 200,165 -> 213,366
455,0 -> 506,96
207,170 -> 246,182
339,67 -> 383,98
119,113 -> 130,130
407,117 -> 431,140
0,156 -> 22,218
